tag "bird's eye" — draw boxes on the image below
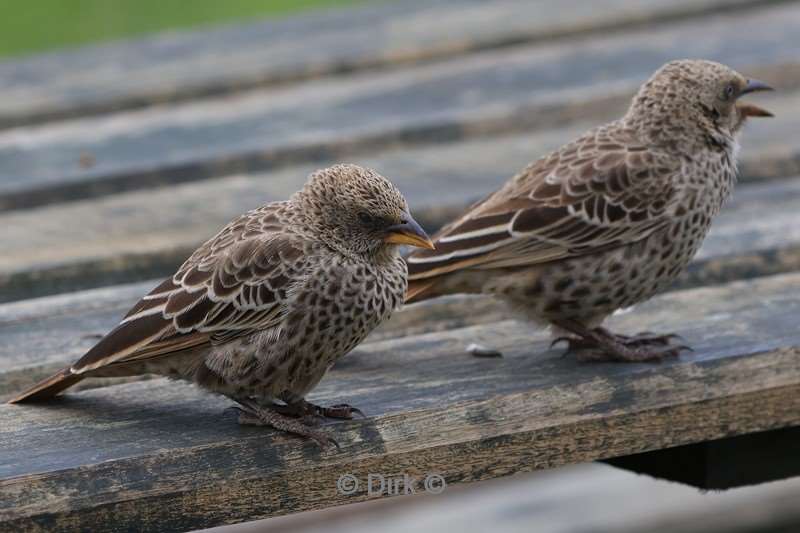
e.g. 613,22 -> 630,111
358,212 -> 374,225
724,83 -> 736,100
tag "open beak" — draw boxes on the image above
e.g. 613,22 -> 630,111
738,78 -> 774,118
384,214 -> 435,250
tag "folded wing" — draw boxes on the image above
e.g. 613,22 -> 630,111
407,125 -> 680,282
72,205 -> 307,374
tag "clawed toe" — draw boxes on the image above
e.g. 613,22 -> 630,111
620,332 -> 686,347
233,407 -> 265,427
550,336 -> 570,350
552,320 -> 693,363
575,339 -> 692,363
233,402 -> 340,449
272,397 -> 365,421
321,403 -> 365,419
576,344 -> 689,363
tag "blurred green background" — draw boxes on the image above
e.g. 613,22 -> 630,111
0,0 -> 359,58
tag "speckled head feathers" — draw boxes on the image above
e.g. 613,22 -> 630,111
293,164 -> 429,256
626,59 -> 773,146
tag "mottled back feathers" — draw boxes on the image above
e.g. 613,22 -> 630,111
64,164 -> 414,377
407,124 -> 679,280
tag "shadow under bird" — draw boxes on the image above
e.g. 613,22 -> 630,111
9,164 -> 434,447
406,59 -> 773,362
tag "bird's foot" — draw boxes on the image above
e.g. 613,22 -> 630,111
295,400 -> 365,420
314,403 -> 366,420
553,322 -> 691,363
275,395 -> 366,420
613,331 -> 687,348
578,328 -> 692,362
233,402 -> 339,449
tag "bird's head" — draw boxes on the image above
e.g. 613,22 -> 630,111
627,59 -> 773,149
294,164 -> 434,259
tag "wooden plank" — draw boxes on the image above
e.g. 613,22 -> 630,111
605,426 -> 800,489
1,90 -> 796,302
1,3 -> 799,211
0,0 -> 776,129
1,272 -> 800,531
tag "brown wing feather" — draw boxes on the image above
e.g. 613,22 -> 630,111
65,203 -> 305,376
8,202 -> 306,403
407,123 -> 679,282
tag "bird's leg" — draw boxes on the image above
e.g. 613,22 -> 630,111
233,398 -> 339,449
261,401 -> 322,425
552,320 -> 691,362
280,392 -> 365,420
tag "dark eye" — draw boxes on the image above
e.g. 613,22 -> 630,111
358,212 -> 374,225
724,83 -> 736,100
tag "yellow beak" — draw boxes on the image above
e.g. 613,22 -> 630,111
383,215 -> 435,250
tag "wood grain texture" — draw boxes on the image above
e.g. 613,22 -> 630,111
0,0 -> 777,129
1,93 -> 796,302
2,271 -> 800,531
1,3 -> 798,211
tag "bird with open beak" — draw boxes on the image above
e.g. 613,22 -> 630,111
9,164 -> 433,447
406,59 -> 773,362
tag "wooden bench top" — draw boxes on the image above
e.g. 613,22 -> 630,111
2,272 -> 800,530
2,0 -> 799,530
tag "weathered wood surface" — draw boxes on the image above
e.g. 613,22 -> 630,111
3,0 -> 800,530
2,272 -> 800,531
0,89 -> 793,302
1,2 -> 798,211
0,0 -> 776,129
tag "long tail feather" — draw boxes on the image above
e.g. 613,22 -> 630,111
7,367 -> 83,403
